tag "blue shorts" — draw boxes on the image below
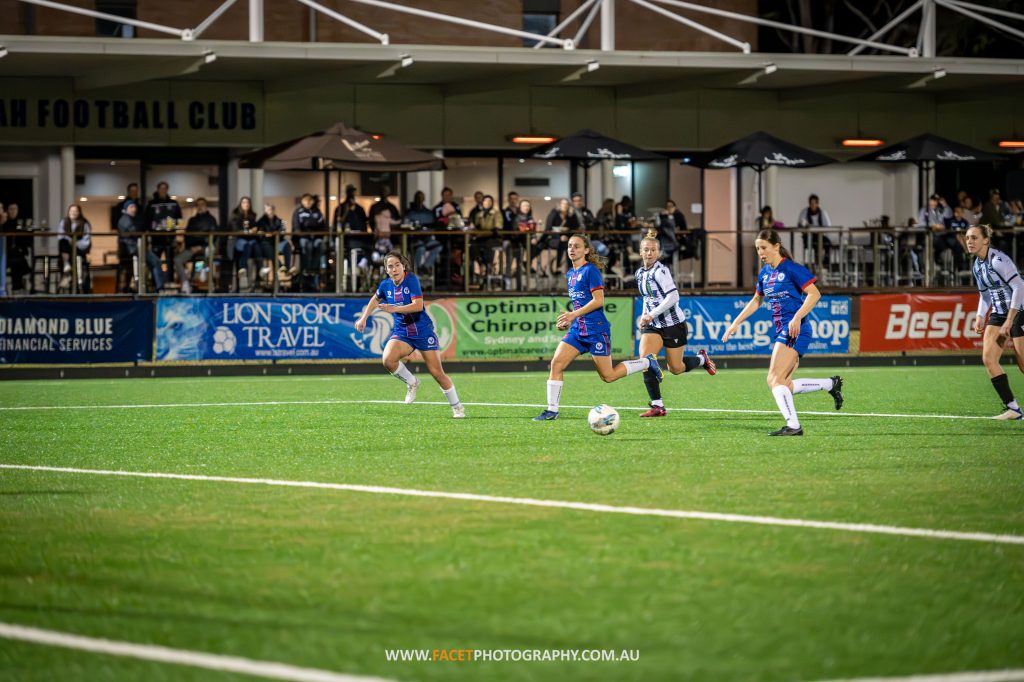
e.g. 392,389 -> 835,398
390,332 -> 439,352
774,324 -> 812,357
562,328 -> 611,357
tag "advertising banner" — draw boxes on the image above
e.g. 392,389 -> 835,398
860,293 -> 982,352
0,301 -> 154,363
454,297 -> 635,358
155,298 -> 456,361
633,296 -> 851,355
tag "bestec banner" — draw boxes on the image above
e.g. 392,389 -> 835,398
455,297 -> 635,358
0,301 -> 154,363
633,296 -> 851,355
155,298 -> 457,361
860,293 -> 982,352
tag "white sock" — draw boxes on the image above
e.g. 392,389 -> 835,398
772,385 -> 800,429
652,399 -> 664,407
391,362 -> 415,386
622,358 -> 648,376
442,385 -> 461,407
792,378 -> 834,394
1010,400 -> 1021,411
546,380 -> 563,412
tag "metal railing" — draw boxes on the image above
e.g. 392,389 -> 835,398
3,223 -> 1021,296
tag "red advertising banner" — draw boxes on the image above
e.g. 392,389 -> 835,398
860,294 -> 983,352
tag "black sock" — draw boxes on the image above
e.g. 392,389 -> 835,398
643,369 -> 662,402
992,373 -> 1016,407
683,356 -> 702,372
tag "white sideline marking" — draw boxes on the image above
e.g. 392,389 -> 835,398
808,669 -> 1024,682
3,464 -> 1023,547
0,398 -> 996,421
0,622 -> 395,682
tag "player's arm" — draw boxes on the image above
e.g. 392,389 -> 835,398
993,257 -> 1023,336
787,282 -> 821,338
974,289 -> 992,335
355,294 -> 380,332
639,289 -> 679,328
383,298 -> 424,315
722,294 -> 763,341
560,287 -> 604,327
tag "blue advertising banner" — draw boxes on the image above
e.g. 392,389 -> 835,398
633,296 -> 850,356
0,301 -> 154,363
155,298 -> 457,361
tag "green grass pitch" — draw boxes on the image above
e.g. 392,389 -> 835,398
0,365 -> 1022,682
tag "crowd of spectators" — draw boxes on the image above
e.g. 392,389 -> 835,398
4,181 -> 1022,295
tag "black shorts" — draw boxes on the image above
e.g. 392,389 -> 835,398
641,323 -> 688,349
987,312 -> 1024,338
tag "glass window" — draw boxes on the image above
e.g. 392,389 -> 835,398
522,13 -> 558,47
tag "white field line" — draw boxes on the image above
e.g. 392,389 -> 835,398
807,669 -> 1024,682
3,464 -> 1023,547
0,622 -> 396,682
0,398 -> 997,421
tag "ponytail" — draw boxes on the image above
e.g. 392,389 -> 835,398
756,228 -> 792,261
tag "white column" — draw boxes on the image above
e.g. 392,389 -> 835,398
60,146 -> 75,214
429,150 -> 444,205
921,0 -> 935,58
600,0 -> 614,51
249,0 -> 264,42
250,168 -> 264,211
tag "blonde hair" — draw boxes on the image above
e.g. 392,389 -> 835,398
641,228 -> 660,246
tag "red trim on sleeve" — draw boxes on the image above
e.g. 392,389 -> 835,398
590,286 -> 604,293
410,295 -> 423,300
800,277 -> 817,291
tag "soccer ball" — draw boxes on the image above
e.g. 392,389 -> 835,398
212,326 -> 237,355
588,404 -> 620,436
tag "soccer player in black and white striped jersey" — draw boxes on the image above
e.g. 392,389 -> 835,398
635,230 -> 717,417
966,224 -> 1024,420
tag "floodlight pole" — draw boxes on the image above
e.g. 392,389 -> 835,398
249,0 -> 263,41
601,0 -> 615,51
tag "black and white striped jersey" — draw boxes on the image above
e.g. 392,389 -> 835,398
973,247 -> 1023,316
635,261 -> 683,328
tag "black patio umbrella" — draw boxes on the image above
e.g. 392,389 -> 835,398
239,122 -> 445,172
531,129 -> 666,163
851,133 -> 1002,206
851,133 -> 1002,164
687,131 -> 836,215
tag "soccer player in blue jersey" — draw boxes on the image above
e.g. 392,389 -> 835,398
355,250 -> 464,418
533,233 -> 661,421
721,229 -> 843,436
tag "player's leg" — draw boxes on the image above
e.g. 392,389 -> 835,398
422,349 -> 464,418
534,342 -> 580,420
639,332 -> 667,416
596,348 -> 655,383
1013,317 -> 1024,376
382,338 -> 421,403
767,342 -> 803,435
984,325 -> 1021,419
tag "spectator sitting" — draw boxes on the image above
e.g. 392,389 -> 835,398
255,203 -> 292,287
656,199 -> 686,262
982,188 -> 1007,228
4,202 -> 32,293
758,205 -> 784,230
230,197 -> 259,292
370,192 -> 399,268
432,187 -> 461,227
797,193 -> 833,267
503,191 -> 520,230
960,195 -> 980,226
174,198 -> 216,294
572,192 -> 606,258
143,182 -> 182,284
291,193 -> 325,292
336,184 -> 371,268
118,201 -> 164,293
545,198 -> 579,273
472,194 -> 504,278
467,190 -> 485,223
57,204 -> 91,292
406,191 -> 442,274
